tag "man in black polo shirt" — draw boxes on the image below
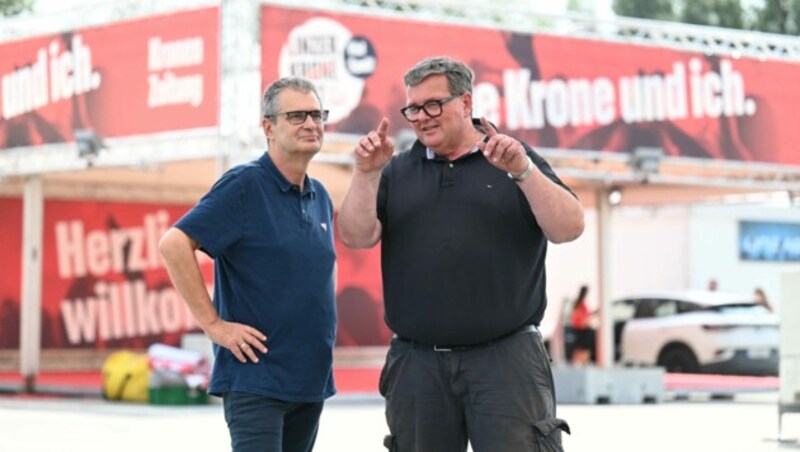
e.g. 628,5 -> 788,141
338,56 -> 585,451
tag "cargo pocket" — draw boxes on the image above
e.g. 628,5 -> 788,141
383,434 -> 396,451
532,418 -> 570,452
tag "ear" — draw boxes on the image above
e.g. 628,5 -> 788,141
461,92 -> 473,118
262,117 -> 273,140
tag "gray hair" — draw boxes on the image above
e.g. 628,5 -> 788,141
261,77 -> 322,118
403,56 -> 474,95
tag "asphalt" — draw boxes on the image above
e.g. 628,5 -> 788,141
0,391 -> 798,451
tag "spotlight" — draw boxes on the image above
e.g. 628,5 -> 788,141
630,147 -> 663,174
74,129 -> 106,159
608,187 -> 622,206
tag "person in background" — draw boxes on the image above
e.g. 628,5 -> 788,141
159,77 -> 337,452
754,287 -> 773,312
338,56 -> 584,452
569,285 -> 593,366
708,279 -> 718,291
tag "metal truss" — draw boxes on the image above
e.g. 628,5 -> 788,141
327,0 -> 800,62
0,128 -> 223,177
537,148 -> 800,192
0,0 -> 218,42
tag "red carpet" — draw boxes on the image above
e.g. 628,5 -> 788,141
0,367 -> 381,396
332,367 -> 380,394
0,370 -> 103,389
664,372 -> 778,391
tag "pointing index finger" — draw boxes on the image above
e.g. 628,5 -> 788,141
377,118 -> 389,141
480,117 -> 498,137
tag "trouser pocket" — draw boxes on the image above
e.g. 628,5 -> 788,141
383,434 -> 396,451
532,418 -> 570,452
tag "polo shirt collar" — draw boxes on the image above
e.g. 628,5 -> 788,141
424,146 -> 480,160
257,152 -> 316,197
418,117 -> 490,161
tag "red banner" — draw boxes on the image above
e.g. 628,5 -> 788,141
0,199 -> 208,350
334,219 -> 391,346
261,5 -> 800,166
0,198 -> 391,350
0,198 -> 23,349
42,200 -> 213,349
0,7 -> 219,149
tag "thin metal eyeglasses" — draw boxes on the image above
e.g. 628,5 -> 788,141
400,94 -> 461,122
266,109 -> 330,125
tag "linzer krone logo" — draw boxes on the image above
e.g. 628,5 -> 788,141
278,17 -> 377,124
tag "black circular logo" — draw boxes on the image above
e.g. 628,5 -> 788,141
344,36 -> 376,79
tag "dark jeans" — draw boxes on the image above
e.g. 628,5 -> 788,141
380,328 -> 569,452
223,391 -> 324,452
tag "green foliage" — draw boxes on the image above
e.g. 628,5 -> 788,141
682,0 -> 745,29
0,0 -> 32,17
794,0 -> 800,33
613,0 -> 800,35
753,0 -> 799,34
613,0 -> 676,21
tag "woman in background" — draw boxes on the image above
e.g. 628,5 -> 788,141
570,285 -> 593,366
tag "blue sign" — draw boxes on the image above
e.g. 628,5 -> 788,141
739,221 -> 800,262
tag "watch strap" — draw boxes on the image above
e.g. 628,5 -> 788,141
508,156 -> 534,182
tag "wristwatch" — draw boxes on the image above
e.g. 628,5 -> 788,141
508,156 -> 534,182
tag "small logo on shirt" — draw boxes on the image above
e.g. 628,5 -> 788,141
320,223 -> 328,232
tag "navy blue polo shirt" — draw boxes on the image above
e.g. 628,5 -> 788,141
175,152 -> 336,402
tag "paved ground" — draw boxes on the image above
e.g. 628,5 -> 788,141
1,392 -> 799,451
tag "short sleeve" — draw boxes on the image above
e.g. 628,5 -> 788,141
175,170 -> 246,258
525,143 -> 577,199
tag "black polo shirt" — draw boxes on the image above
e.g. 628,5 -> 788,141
377,132 -> 575,346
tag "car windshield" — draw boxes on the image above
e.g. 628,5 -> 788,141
705,303 -> 770,314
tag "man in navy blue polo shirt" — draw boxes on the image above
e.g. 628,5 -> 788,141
338,57 -> 585,451
159,77 -> 336,452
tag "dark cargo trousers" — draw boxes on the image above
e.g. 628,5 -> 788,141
380,327 -> 569,452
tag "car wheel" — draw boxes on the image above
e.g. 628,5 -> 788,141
658,345 -> 700,374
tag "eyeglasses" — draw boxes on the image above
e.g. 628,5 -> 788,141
400,94 -> 461,122
266,110 -> 329,125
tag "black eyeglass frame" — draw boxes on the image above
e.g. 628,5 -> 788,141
265,109 -> 330,125
400,94 -> 462,122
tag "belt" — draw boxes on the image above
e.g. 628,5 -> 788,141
394,324 -> 539,352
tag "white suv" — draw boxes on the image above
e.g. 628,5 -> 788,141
613,290 -> 779,375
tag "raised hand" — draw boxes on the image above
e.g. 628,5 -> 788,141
478,117 -> 529,176
353,117 -> 395,174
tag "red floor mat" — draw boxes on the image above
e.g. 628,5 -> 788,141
0,367 -> 381,395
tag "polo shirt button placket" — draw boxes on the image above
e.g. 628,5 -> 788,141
300,195 -> 313,228
442,162 -> 455,187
